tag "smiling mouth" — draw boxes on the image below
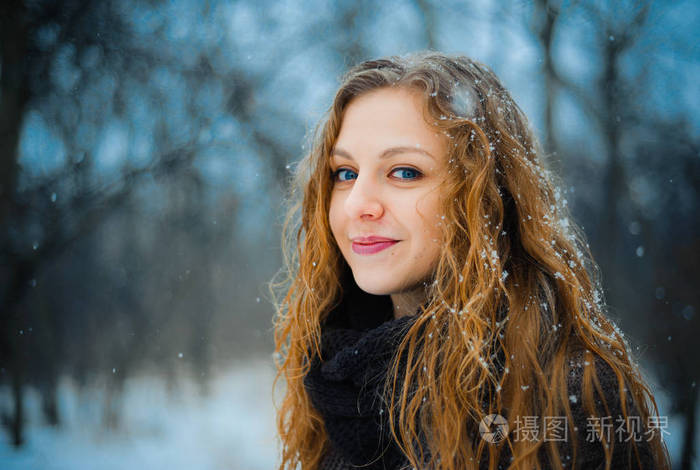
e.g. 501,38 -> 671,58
351,240 -> 399,255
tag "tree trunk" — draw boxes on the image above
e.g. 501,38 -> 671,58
599,38 -> 624,300
0,0 -> 29,227
415,0 -> 437,50
535,0 -> 560,157
1,1 -> 31,449
10,364 -> 24,447
41,379 -> 60,427
680,383 -> 698,470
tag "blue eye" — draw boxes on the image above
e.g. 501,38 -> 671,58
331,167 -> 423,182
332,168 -> 358,181
391,167 -> 422,180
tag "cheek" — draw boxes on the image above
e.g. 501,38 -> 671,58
414,193 -> 442,238
328,195 -> 343,240
415,195 -> 443,271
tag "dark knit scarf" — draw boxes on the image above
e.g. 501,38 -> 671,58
302,279 -> 422,470
301,276 -> 659,470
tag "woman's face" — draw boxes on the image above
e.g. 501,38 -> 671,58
328,87 -> 448,297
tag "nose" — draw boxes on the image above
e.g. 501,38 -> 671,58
343,173 -> 384,220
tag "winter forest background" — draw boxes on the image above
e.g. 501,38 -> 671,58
0,0 -> 698,469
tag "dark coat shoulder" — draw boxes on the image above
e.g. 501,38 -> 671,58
317,350 -> 661,470
557,350 -> 658,469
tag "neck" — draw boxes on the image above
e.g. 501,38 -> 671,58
391,285 -> 429,319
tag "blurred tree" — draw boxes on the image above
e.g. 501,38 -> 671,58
629,117 -> 699,470
0,0 -> 202,445
588,2 -> 651,293
523,1 -> 698,466
414,0 -> 438,50
532,0 -> 562,156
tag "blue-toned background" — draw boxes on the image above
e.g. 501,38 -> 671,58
1,1 -> 698,469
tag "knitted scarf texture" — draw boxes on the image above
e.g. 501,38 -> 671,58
301,276 -> 657,469
303,281 -> 418,470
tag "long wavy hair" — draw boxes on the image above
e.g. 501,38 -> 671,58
270,52 -> 670,470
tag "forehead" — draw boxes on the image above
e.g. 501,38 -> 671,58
334,87 -> 447,159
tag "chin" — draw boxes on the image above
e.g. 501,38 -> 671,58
352,272 -> 396,296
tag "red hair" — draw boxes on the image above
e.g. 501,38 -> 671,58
270,52 -> 670,470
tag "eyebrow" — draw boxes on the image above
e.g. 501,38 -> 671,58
330,146 -> 436,161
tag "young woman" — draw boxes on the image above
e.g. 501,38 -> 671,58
271,52 -> 670,470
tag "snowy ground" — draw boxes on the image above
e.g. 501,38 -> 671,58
0,360 -> 694,469
0,358 -> 280,470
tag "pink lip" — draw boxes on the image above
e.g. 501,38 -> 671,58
351,236 -> 398,243
351,240 -> 399,255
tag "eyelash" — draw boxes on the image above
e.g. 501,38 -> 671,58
331,167 -> 424,182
